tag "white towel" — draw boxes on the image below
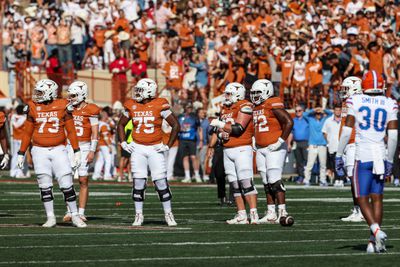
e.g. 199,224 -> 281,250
371,144 -> 385,177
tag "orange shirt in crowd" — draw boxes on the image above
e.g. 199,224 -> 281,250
305,61 -> 323,87
281,59 -> 294,85
93,29 -> 106,48
369,48 -> 384,74
114,18 -> 129,32
164,61 -> 183,88
180,26 -> 195,48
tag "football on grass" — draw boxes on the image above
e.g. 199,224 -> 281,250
279,216 -> 294,227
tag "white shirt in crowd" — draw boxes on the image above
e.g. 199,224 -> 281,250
322,115 -> 341,154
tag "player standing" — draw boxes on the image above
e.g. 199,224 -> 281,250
117,78 -> 180,226
93,109 -> 113,181
17,79 -> 86,228
336,71 -> 398,253
209,82 -> 259,224
250,79 -> 294,224
337,77 -> 364,222
64,81 -> 100,221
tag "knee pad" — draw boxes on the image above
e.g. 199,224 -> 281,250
154,179 -> 172,202
269,180 -> 286,195
60,186 -> 77,202
132,178 -> 146,202
230,181 -> 242,197
239,179 -> 257,196
40,187 -> 54,202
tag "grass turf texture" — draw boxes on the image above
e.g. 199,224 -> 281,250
0,178 -> 399,266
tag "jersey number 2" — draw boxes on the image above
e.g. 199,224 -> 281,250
255,115 -> 269,132
359,106 -> 387,132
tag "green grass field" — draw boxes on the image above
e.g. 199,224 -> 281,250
0,178 -> 399,266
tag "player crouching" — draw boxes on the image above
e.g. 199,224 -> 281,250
209,83 -> 259,224
117,79 -> 180,227
63,81 -> 100,222
336,71 -> 398,253
17,79 -> 86,228
250,80 -> 294,225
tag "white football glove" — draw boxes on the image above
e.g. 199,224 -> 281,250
0,154 -> 9,169
154,144 -> 169,153
72,150 -> 81,171
121,141 -> 135,153
210,119 -> 226,129
267,137 -> 285,152
17,154 -> 25,169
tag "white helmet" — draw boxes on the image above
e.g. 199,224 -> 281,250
340,76 -> 362,99
67,81 -> 88,106
32,79 -> 58,103
133,78 -> 157,102
250,79 -> 274,105
224,82 -> 246,105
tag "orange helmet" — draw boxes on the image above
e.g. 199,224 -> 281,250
361,70 -> 385,93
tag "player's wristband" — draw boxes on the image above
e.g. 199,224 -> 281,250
90,140 -> 98,152
73,148 -> 81,153
17,151 -> 25,156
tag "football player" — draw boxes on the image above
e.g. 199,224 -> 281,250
0,111 -> 10,170
64,81 -> 100,222
336,71 -> 398,253
117,78 -> 180,226
17,79 -> 86,228
93,108 -> 113,181
337,77 -> 364,222
250,79 -> 294,224
209,82 -> 259,224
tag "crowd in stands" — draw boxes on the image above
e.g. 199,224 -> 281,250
3,0 -> 400,109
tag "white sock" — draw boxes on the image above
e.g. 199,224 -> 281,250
78,208 -> 85,216
66,205 -> 71,214
66,201 -> 78,216
162,200 -> 172,214
238,210 -> 247,217
184,170 -> 191,179
278,204 -> 286,212
43,201 -> 55,218
354,205 -> 360,212
250,208 -> 257,214
135,201 -> 143,214
194,170 -> 200,178
370,223 -> 380,236
268,205 -> 276,213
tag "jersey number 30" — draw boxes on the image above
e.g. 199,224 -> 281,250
359,106 -> 387,132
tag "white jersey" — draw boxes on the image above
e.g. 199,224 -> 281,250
346,94 -> 398,162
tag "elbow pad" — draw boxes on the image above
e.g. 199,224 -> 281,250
230,123 -> 245,137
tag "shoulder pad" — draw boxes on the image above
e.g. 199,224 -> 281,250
240,105 -> 253,114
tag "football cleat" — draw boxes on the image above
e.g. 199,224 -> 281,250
165,212 -> 177,227
42,216 -> 57,228
374,229 -> 387,253
181,178 -> 192,183
79,214 -> 88,222
226,213 -> 248,225
249,210 -> 259,225
394,179 -> 400,187
72,215 -> 87,228
63,212 -> 72,222
194,175 -> 202,183
132,213 -> 144,226
277,209 -> 288,221
341,208 -> 364,222
366,241 -> 376,254
258,210 -> 278,224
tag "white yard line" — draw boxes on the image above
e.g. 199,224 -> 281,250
1,252 -> 400,264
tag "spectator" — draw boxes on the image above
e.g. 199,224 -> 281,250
109,49 -> 129,104
163,52 -> 184,104
71,15 -> 86,70
197,108 -> 210,182
131,54 -> 148,83
45,49 -> 63,92
5,39 -> 21,99
322,105 -> 343,186
303,107 -> 333,186
104,30 -> 116,67
288,105 -> 309,184
190,54 -> 208,107
57,18 -> 72,70
178,103 -> 202,183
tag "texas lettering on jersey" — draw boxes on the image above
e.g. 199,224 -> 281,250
71,103 -> 100,142
253,97 -> 284,147
123,98 -> 171,145
220,99 -> 253,148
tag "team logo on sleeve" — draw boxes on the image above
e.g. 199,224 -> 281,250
36,106 -> 41,111
132,105 -> 137,110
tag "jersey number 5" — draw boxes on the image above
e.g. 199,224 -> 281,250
359,106 -> 387,132
133,117 -> 155,134
74,121 -> 84,136
37,117 -> 60,133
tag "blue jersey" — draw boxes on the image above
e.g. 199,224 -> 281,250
178,113 -> 199,141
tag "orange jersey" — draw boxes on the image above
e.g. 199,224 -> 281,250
72,103 -> 101,142
124,98 -> 171,145
27,99 -> 71,147
0,112 -> 5,128
220,100 -> 254,148
11,114 -> 26,141
98,121 -> 111,147
253,97 -> 284,147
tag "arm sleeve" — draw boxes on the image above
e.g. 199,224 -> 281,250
65,118 -> 80,151
336,125 -> 352,157
387,129 -> 398,163
89,116 -> 99,126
